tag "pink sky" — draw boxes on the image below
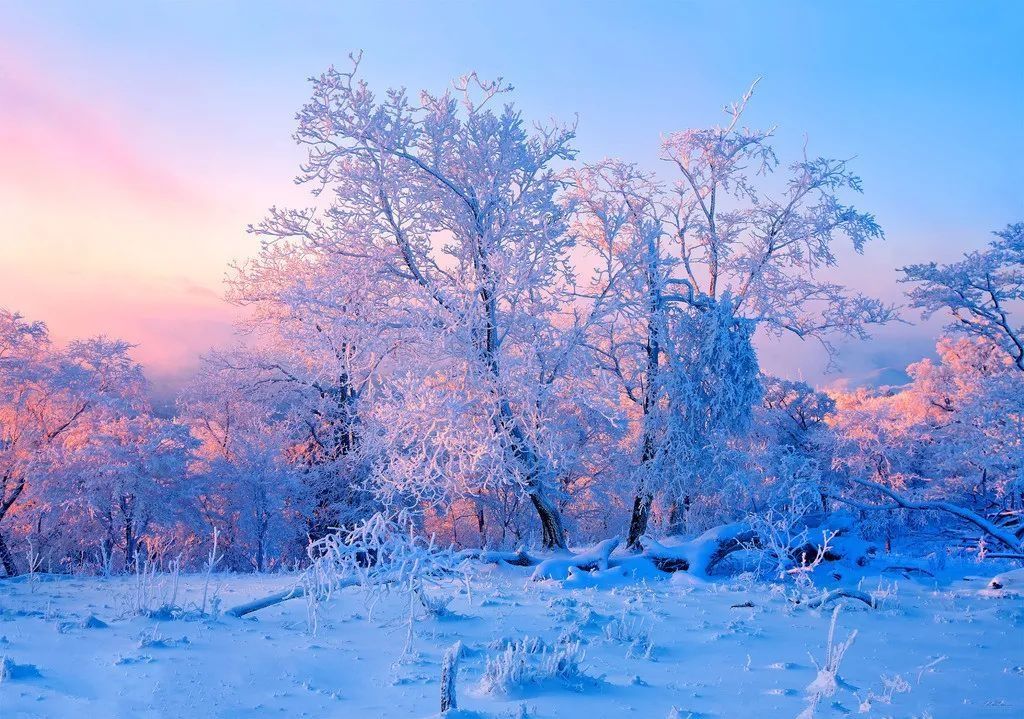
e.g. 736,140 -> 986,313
3,3 -> 1017,399
0,45 -> 262,398
0,40 -> 936,397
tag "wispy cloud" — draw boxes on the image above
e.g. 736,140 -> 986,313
0,44 -> 243,391
0,46 -> 207,209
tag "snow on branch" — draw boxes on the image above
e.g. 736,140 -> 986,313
225,511 -> 468,620
838,476 -> 1024,553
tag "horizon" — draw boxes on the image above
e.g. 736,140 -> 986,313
2,1 -> 1022,401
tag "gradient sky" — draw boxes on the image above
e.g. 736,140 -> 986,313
2,1 -> 1022,398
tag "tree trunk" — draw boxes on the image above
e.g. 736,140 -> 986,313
472,220 -> 569,551
530,490 -> 567,549
626,419 -> 658,549
0,531 -> 18,576
125,521 -> 136,568
492,391 -> 567,549
625,243 -> 662,549
626,491 -> 653,550
475,505 -> 486,546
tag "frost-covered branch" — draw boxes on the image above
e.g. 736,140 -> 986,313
840,476 -> 1023,552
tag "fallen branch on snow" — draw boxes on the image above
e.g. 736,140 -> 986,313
531,537 -> 620,580
835,477 -> 1024,554
796,588 -> 876,610
456,547 -> 539,567
225,585 -> 306,618
638,524 -> 761,577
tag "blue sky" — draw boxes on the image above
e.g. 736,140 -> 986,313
1,1 -> 1021,391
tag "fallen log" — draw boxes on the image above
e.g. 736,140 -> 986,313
225,585 -> 306,618
456,547 -> 539,567
531,537 -> 620,581
880,565 -> 935,579
797,588 -> 876,610
225,577 -> 359,618
473,517 -> 863,579
638,524 -> 760,577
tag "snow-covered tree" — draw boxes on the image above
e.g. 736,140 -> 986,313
567,160 -> 669,546
68,413 -> 193,570
828,336 -> 1024,551
902,222 -> 1024,371
227,227 -> 389,546
570,85 -> 895,544
179,356 -> 310,571
824,223 -> 1024,551
248,56 -> 589,547
0,312 -> 146,575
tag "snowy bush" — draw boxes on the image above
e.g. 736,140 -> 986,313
603,609 -> 654,659
479,637 -> 588,695
805,606 -> 858,702
297,510 -> 469,636
118,555 -> 183,619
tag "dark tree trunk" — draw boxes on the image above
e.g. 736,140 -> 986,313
625,411 -> 659,548
625,231 -> 663,550
626,491 -> 653,550
0,531 -> 18,576
626,420 -> 658,549
125,521 -> 136,568
492,387 -> 567,549
530,490 -> 567,549
476,505 -> 486,545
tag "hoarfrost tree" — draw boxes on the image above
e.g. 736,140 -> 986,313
0,310 -> 52,574
69,412 -> 193,570
829,336 -> 1024,551
761,376 -> 836,454
759,376 -> 836,511
567,161 -> 670,546
179,356 -> 308,571
253,55 -> 584,547
822,222 -> 1024,552
904,338 -> 1024,515
0,313 -> 146,575
571,84 -> 896,546
228,227 -> 392,545
902,222 -> 1024,371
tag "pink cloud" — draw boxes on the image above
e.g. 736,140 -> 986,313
0,44 -> 246,396
0,47 -> 208,210
0,269 -> 237,375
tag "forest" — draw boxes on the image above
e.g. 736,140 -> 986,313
4,61 -> 1022,577
1,53 -> 1022,719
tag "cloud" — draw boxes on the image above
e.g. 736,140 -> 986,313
0,46 -> 207,210
0,45 -> 247,398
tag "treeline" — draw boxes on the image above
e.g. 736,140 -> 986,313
2,61 -> 1021,575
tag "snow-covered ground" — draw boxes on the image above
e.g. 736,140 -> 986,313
1,562 -> 1022,718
